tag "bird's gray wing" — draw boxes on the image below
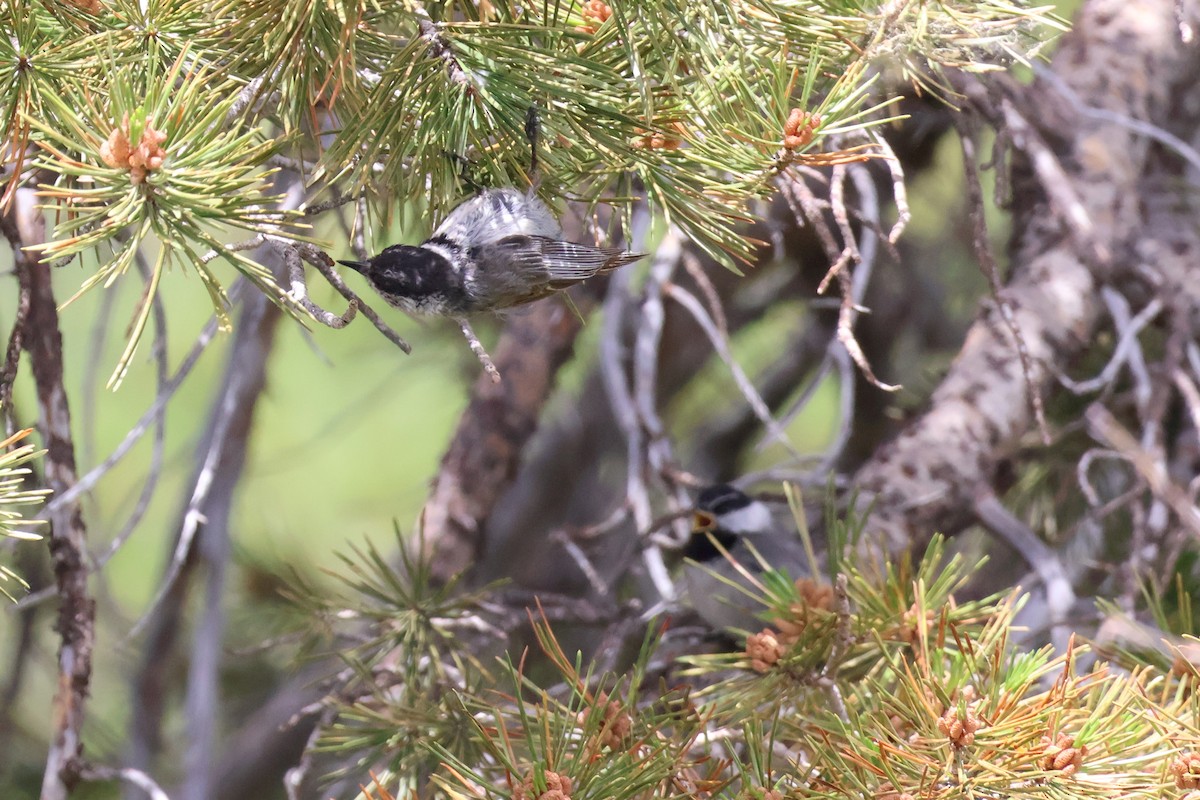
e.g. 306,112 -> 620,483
467,236 -> 644,310
682,555 -> 766,632
473,235 -> 642,280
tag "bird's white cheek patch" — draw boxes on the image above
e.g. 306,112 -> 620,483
720,502 -> 773,535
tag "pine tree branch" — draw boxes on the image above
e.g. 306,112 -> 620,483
852,0 -> 1199,556
2,191 -> 93,800
78,764 -> 171,800
426,296 -> 593,584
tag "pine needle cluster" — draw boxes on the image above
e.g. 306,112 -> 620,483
3,0 -> 1063,383
305,515 -> 1200,800
0,427 -> 48,600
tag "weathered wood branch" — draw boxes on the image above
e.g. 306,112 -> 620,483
851,0 -> 1199,554
2,192 -> 94,800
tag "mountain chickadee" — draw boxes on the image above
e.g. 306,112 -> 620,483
337,188 -> 644,316
682,484 -> 810,632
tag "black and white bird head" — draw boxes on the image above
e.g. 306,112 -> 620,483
338,243 -> 466,316
679,484 -> 808,632
686,484 -> 775,561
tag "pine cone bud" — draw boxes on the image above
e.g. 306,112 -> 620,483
936,706 -> 981,748
577,692 -> 632,749
577,0 -> 612,33
1038,732 -> 1087,777
745,628 -> 786,672
782,109 -> 820,150
99,113 -> 167,184
1172,752 -> 1200,790
513,771 -> 572,800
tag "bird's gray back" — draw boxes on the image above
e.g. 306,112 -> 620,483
683,532 -> 810,631
434,189 -> 562,245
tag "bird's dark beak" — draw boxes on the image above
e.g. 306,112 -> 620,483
692,510 -> 716,533
336,259 -> 370,274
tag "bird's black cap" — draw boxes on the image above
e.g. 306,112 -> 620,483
696,484 -> 753,516
339,245 -> 468,315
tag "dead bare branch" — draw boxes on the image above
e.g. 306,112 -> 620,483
958,122 -> 1050,445
78,764 -> 171,800
0,272 -> 28,438
665,282 -> 799,456
1057,291 -> 1162,401
3,189 -> 94,800
852,0 -> 1192,555
1085,404 -> 1200,540
456,316 -> 501,383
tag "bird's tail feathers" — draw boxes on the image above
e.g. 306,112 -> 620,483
600,249 -> 647,272
535,238 -> 645,280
